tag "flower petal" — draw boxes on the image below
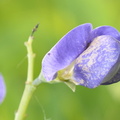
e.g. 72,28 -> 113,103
91,26 -> 120,41
0,75 -> 6,103
42,23 -> 92,81
101,65 -> 120,85
73,35 -> 120,88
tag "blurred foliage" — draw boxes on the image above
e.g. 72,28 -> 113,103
0,0 -> 120,120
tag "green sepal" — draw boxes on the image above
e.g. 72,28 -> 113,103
64,81 -> 76,92
33,71 -> 76,92
32,72 -> 46,86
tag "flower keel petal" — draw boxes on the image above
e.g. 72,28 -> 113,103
73,35 -> 120,88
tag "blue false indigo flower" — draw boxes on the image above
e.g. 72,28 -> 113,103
0,75 -> 6,103
41,23 -> 120,89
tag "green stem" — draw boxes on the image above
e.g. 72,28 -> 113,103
25,36 -> 35,83
14,84 -> 36,120
14,25 -> 38,120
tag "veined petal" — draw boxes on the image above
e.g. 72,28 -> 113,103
91,26 -> 120,42
42,23 -> 92,81
73,35 -> 120,88
0,75 -> 6,103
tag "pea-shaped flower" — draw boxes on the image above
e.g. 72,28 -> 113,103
41,23 -> 120,89
0,75 -> 6,103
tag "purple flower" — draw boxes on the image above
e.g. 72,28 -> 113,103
41,23 -> 120,88
0,75 -> 6,103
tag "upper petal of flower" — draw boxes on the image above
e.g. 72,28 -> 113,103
42,23 -> 92,81
0,75 -> 6,103
73,35 -> 120,88
91,26 -> 120,41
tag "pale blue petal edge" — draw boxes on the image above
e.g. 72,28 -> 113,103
91,26 -> 120,42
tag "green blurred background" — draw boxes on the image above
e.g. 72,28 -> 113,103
1,0 -> 120,120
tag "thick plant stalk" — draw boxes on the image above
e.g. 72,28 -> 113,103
14,24 -> 39,120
